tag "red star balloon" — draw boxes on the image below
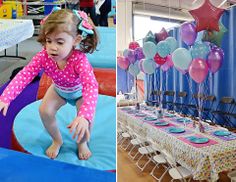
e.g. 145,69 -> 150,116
189,0 -> 224,32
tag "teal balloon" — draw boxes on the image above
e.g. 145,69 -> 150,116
123,49 -> 129,57
172,48 -> 192,70
142,59 -> 156,74
143,30 -> 156,44
202,21 -> 227,47
128,61 -> 140,77
143,42 -> 157,59
165,37 -> 178,53
156,40 -> 170,58
191,42 -> 210,60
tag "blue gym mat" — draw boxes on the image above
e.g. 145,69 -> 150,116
14,95 -> 116,171
86,27 -> 116,69
0,147 -> 115,182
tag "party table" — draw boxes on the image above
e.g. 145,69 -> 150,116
118,106 -> 236,182
0,19 -> 34,59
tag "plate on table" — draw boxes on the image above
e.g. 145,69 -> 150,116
214,130 -> 231,136
168,127 -> 185,133
144,116 -> 157,121
164,113 -> 175,118
188,136 -> 209,144
145,107 -> 155,111
127,110 -> 137,114
176,118 -> 191,123
135,113 -> 147,117
155,121 -> 169,126
121,107 -> 132,111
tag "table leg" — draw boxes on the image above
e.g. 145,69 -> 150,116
0,44 -> 26,60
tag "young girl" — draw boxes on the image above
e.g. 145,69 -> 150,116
0,9 -> 99,160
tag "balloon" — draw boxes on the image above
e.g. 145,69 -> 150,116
154,53 -> 166,65
134,47 -> 145,60
124,49 -> 136,64
189,0 -> 224,32
138,59 -> 145,73
165,37 -> 178,53
212,46 -> 224,57
166,55 -> 174,67
143,42 -> 157,59
202,21 -> 227,47
180,22 -> 197,46
117,56 -> 130,70
143,31 -> 156,44
206,49 -> 223,73
189,58 -> 209,83
128,61 -> 140,77
191,42 -> 210,60
176,67 -> 188,75
155,28 -> 168,42
161,60 -> 171,72
172,48 -> 192,70
123,49 -> 129,57
156,40 -> 170,58
142,59 -> 156,74
129,41 -> 140,50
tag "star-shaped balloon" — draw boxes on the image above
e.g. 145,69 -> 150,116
143,31 -> 156,44
155,28 -> 168,42
202,21 -> 227,47
189,0 -> 224,32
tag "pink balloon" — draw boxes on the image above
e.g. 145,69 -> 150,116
117,56 -> 130,70
161,55 -> 173,72
207,49 -> 223,73
166,55 -> 174,67
189,59 -> 209,83
161,61 -> 170,72
155,28 -> 168,42
129,41 -> 140,50
154,53 -> 166,65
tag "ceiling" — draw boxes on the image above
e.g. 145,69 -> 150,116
132,0 -> 236,10
130,0 -> 236,21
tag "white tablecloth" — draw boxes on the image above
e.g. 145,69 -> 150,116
0,19 -> 34,52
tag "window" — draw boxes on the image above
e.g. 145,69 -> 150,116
133,15 -> 180,46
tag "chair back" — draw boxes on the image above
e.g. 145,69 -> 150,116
161,150 -> 177,167
163,91 -> 175,109
164,91 -> 175,97
148,90 -> 162,106
178,91 -> 187,98
216,97 -> 235,113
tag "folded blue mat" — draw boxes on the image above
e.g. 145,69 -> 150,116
14,95 -> 116,171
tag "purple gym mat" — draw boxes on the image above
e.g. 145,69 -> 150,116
0,80 -> 39,148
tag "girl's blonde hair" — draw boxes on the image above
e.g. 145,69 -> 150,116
37,9 -> 98,53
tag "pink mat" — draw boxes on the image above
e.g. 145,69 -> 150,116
179,134 -> 218,148
149,121 -> 176,128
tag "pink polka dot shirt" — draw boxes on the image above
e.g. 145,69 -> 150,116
0,49 -> 98,122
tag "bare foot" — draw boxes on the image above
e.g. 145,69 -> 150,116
46,140 -> 63,159
77,142 -> 92,160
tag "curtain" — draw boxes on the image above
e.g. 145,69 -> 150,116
146,7 -> 236,126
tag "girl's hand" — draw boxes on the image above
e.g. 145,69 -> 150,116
0,101 -> 9,116
67,116 -> 90,143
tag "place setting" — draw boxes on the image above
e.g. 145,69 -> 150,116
179,134 -> 218,148
164,126 -> 192,135
211,130 -> 236,141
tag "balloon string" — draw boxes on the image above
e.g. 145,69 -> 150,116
186,73 -> 194,102
127,70 -> 129,92
198,83 -> 204,121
